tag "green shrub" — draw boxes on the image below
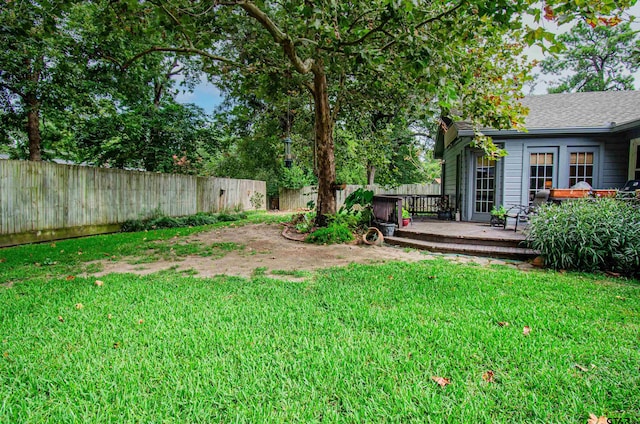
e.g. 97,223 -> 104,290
340,188 -> 374,228
121,219 -> 147,233
148,216 -> 182,229
306,222 -> 354,245
183,213 -> 218,227
527,198 -> 640,276
327,210 -> 360,230
294,212 -> 316,233
120,212 -> 246,232
218,212 -> 247,222
250,192 -> 265,210
279,164 -> 316,189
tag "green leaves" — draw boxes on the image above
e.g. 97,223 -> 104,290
528,198 -> 640,276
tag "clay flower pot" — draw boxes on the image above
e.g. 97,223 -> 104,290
549,188 -> 589,198
592,189 -> 617,198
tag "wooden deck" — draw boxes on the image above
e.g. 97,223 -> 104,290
384,217 -> 538,260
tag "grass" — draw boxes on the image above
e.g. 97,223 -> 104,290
1,217 -> 639,422
127,240 -> 246,264
270,269 -> 312,278
0,211 -> 288,285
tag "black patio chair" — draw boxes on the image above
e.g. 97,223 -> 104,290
503,189 -> 550,232
618,180 -> 640,198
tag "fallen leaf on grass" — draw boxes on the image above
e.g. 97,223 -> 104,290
66,275 -> 75,281
75,303 -> 83,309
113,342 -> 120,349
575,363 -> 589,372
523,326 -> 531,336
497,321 -> 510,327
482,370 -> 495,382
587,413 -> 609,424
57,316 -> 64,322
0,258 -> 5,263
94,280 -> 104,287
431,376 -> 451,387
138,319 -> 144,325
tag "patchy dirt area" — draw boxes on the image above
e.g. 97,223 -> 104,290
87,222 -> 531,280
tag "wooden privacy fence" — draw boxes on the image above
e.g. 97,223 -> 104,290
0,160 -> 266,246
279,183 -> 441,211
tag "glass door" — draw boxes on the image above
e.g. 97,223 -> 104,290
472,155 -> 496,221
529,151 -> 555,202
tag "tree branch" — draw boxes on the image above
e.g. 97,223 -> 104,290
302,81 -> 315,95
338,15 -> 392,47
234,1 -> 314,74
151,0 -> 195,47
121,46 -> 236,70
416,1 -> 465,29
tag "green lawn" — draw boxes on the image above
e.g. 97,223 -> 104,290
1,216 -> 639,423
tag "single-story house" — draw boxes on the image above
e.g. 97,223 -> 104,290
434,90 -> 640,222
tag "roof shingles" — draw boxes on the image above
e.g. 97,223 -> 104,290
519,91 -> 640,129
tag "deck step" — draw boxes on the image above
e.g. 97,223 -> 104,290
394,228 -> 523,249
384,236 -> 538,260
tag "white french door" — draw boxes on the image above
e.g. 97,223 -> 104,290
471,154 -> 496,221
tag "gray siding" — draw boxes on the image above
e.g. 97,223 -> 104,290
502,140 -> 526,207
496,136 -> 623,205
602,139 -> 630,188
442,133 -> 632,221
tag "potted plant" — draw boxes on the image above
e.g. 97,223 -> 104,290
402,207 -> 411,226
436,197 -> 451,220
490,205 -> 507,227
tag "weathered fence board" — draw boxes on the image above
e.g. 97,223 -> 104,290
0,160 -> 266,246
279,183 -> 441,211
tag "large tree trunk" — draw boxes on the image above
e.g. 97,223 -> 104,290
26,95 -> 42,161
312,63 -> 336,226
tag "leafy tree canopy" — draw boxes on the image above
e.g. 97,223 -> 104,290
540,20 -> 640,92
2,0 -> 637,223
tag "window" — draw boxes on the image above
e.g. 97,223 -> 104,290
569,152 -> 594,187
529,152 -> 554,201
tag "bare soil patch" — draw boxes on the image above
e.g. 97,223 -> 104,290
89,223 -> 429,279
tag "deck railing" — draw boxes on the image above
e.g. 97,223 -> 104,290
400,194 -> 449,215
373,194 -> 450,227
